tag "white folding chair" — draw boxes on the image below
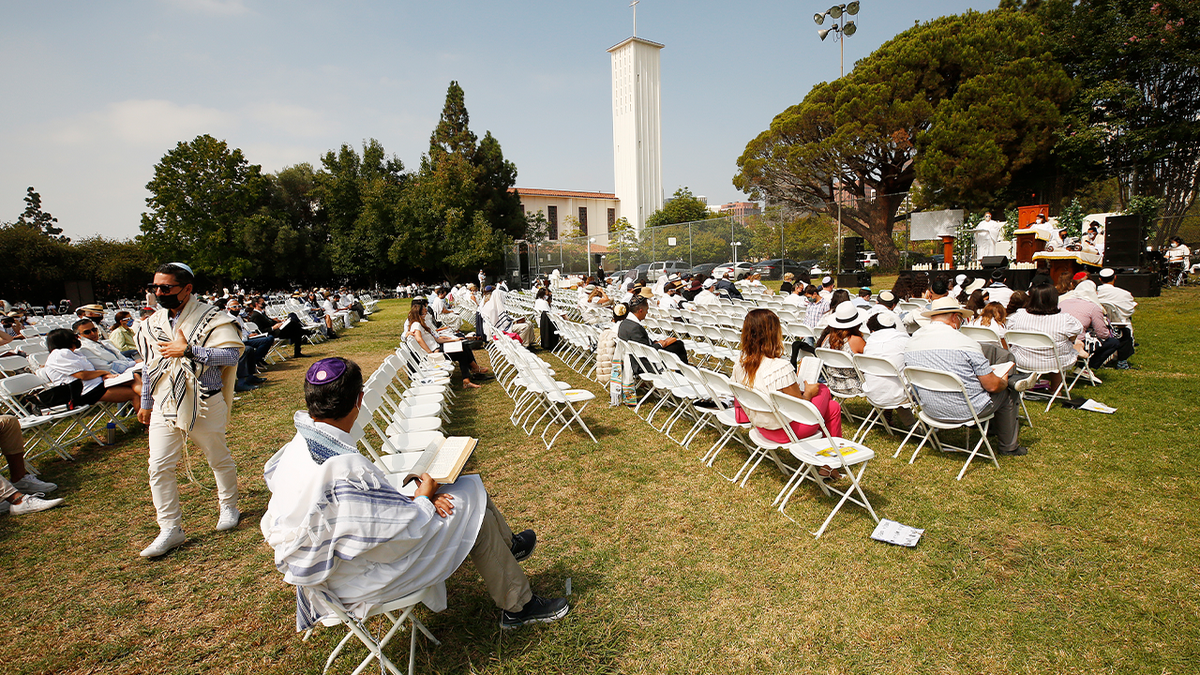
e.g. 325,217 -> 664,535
813,347 -> 868,426
726,383 -> 797,487
769,390 -> 879,538
902,366 -> 999,480
312,585 -> 441,675
1005,329 -> 1077,412
851,353 -> 926,457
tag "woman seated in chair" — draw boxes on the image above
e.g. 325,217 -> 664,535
39,328 -> 140,411
816,303 -> 866,396
403,304 -> 486,390
733,309 -> 843,475
108,311 -> 139,359
966,301 -> 1009,349
1006,284 -> 1086,394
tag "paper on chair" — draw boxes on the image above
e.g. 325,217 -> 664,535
870,519 -> 925,547
442,340 -> 463,354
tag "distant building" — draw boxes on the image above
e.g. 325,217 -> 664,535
718,201 -> 762,220
510,188 -> 620,240
609,36 -> 664,234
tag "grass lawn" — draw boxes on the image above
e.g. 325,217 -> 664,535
3,288 -> 1198,674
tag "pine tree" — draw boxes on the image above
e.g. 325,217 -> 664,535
17,187 -> 69,242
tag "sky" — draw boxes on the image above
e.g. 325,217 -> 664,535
0,0 -> 999,241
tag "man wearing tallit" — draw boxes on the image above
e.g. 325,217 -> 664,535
135,263 -> 244,558
261,358 -> 570,631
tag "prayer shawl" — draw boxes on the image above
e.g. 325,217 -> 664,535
261,412 -> 485,631
134,298 -> 243,432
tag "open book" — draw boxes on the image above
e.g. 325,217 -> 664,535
377,436 -> 478,486
442,339 -> 463,354
106,363 -> 142,387
991,361 -> 1015,378
797,356 -> 822,387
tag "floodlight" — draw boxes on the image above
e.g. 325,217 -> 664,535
814,12 -> 825,24
843,21 -> 857,36
847,1 -> 860,15
828,5 -> 843,19
818,27 -> 834,41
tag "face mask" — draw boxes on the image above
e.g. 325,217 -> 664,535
124,319 -> 134,327
157,292 -> 183,310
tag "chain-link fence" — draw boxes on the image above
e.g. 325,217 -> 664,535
503,190 -> 1200,286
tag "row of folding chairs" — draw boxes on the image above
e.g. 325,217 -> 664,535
0,371 -> 132,464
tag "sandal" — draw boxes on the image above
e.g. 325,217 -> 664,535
817,465 -> 842,481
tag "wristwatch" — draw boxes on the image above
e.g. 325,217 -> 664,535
183,345 -> 195,361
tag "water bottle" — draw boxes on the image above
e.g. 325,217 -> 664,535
106,422 -> 116,445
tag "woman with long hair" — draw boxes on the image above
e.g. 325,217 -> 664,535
732,309 -> 844,475
967,301 -> 1010,348
816,303 -> 866,396
1005,290 -> 1028,316
964,289 -> 989,316
403,303 -> 485,389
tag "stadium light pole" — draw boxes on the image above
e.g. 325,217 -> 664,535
815,2 -> 859,277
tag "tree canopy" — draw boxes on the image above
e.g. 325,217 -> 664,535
734,9 -> 1073,268
645,187 -> 714,227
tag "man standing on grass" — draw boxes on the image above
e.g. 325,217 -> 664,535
135,262 -> 244,559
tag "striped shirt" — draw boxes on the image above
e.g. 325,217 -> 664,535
805,298 -> 830,327
904,322 -> 992,421
1006,309 -> 1082,373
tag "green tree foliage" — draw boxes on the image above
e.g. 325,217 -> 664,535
734,9 -> 1073,269
71,237 -> 156,299
267,163 -> 332,284
747,211 -> 835,262
0,222 -> 72,303
645,187 -> 712,227
1021,0 -> 1200,246
140,134 -> 272,282
390,81 -> 518,280
17,187 -> 69,242
313,140 -> 406,282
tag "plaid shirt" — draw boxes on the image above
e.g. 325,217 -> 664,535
904,321 -> 992,421
804,298 -> 830,327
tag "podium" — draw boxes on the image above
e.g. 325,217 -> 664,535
1014,229 -> 1045,263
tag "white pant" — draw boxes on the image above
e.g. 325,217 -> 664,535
148,394 -> 238,530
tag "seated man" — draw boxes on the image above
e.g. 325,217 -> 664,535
1095,268 -> 1136,368
617,296 -> 689,365
261,358 -> 568,631
247,297 -> 308,359
715,272 -> 744,301
223,300 -> 268,392
73,319 -> 139,374
904,298 -> 1033,457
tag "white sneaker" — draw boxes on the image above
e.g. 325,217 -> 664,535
216,505 -> 241,531
13,474 -> 57,493
10,494 -> 65,515
1013,372 -> 1039,393
140,526 -> 186,558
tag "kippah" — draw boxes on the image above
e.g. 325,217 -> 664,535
306,358 -> 347,385
483,285 -> 495,292
167,262 -> 194,276
876,312 -> 897,328
1073,271 -> 1089,281
821,276 -> 833,285
1099,268 -> 1115,278
878,290 -> 895,302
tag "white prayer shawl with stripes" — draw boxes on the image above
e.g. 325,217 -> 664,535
261,414 -> 485,631
135,298 -> 242,433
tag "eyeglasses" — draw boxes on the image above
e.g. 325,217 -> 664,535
81,328 -> 98,335
147,284 -> 181,293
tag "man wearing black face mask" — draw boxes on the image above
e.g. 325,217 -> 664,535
134,262 -> 245,559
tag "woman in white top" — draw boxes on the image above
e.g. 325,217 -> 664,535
1006,285 -> 1086,392
966,302 -> 1009,349
404,303 -> 484,389
732,309 -> 843,460
39,328 -> 140,410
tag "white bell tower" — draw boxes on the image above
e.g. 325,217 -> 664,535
609,32 -> 663,234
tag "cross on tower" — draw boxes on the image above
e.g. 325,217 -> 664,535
630,0 -> 639,37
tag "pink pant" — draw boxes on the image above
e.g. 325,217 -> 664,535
757,384 -> 842,442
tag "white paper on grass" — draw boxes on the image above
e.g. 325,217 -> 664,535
1080,399 -> 1116,414
870,519 -> 925,547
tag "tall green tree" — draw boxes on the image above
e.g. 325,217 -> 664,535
313,140 -> 406,282
266,163 -> 331,284
734,9 -> 1073,268
140,134 -> 271,282
16,187 -> 69,242
645,187 -> 713,227
391,81 -> 519,280
1015,0 -> 1200,246
0,222 -> 72,303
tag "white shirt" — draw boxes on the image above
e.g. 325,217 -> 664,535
985,283 -> 1013,308
694,289 -> 719,306
1096,283 -> 1137,324
1167,244 -> 1190,263
783,293 -> 804,307
658,293 -> 681,310
861,328 -> 910,408
731,356 -> 797,431
77,337 -> 136,374
42,348 -> 104,394
534,298 -> 552,314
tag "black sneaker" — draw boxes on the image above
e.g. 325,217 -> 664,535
997,446 -> 1029,456
500,595 -> 569,630
510,529 -> 536,562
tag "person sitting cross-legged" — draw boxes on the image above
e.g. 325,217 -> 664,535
260,358 -> 570,632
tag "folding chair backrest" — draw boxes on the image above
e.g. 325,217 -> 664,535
852,353 -> 902,379
0,355 -> 30,375
814,347 -> 856,370
699,368 -> 735,400
1004,328 -> 1067,373
902,365 -> 966,394
959,325 -> 1002,345
729,381 -> 774,417
769,390 -> 831,443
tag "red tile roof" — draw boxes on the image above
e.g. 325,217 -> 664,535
510,187 -> 618,200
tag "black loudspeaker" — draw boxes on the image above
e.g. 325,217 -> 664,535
981,256 -> 1009,269
1115,273 -> 1160,298
841,237 -> 864,272
517,243 -> 531,288
1104,215 -> 1143,268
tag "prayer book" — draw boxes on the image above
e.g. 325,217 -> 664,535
105,363 -> 142,387
797,356 -> 822,387
442,339 -> 463,354
870,519 -> 925,547
991,361 -> 1015,378
379,436 -> 478,486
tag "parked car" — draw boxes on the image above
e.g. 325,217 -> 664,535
858,251 -> 879,268
711,261 -> 755,280
624,263 -> 652,282
688,262 -> 721,277
647,260 -> 690,281
752,258 -> 815,280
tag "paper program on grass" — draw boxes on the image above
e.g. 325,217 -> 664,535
870,519 -> 925,547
